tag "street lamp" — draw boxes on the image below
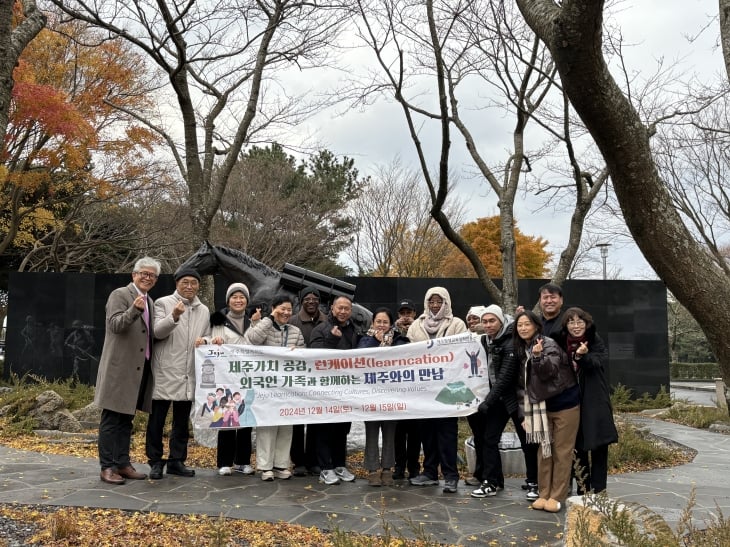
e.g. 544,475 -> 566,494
595,243 -> 610,280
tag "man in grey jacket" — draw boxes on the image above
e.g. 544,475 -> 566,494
95,257 -> 160,485
145,267 -> 210,479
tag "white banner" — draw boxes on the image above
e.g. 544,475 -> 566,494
191,332 -> 488,432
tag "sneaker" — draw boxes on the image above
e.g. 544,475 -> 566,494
234,464 -> 254,475
392,467 -> 405,480
319,469 -> 340,485
261,470 -> 274,481
442,479 -> 458,493
308,466 -> 322,476
334,466 -> 355,482
525,482 -> 539,501
218,466 -> 232,476
273,468 -> 291,480
292,465 -> 307,477
470,481 -> 498,498
409,474 -> 439,486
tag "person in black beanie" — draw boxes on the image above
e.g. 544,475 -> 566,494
288,285 -> 328,476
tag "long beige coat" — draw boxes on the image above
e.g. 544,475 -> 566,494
151,292 -> 210,401
94,282 -> 154,415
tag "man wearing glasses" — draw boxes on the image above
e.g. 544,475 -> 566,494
288,286 -> 327,476
95,257 -> 161,485
146,267 -> 210,479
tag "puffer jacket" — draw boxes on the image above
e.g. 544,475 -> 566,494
152,291 -> 210,401
479,321 -> 519,414
243,316 -> 305,348
209,308 -> 251,344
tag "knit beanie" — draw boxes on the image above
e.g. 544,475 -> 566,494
300,286 -> 320,300
482,304 -> 505,327
226,283 -> 250,303
174,267 -> 201,282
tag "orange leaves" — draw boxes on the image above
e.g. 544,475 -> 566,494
441,216 -> 552,278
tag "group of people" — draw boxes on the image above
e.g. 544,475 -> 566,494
463,284 -> 618,512
94,257 -> 617,514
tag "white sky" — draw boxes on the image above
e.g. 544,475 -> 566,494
283,0 -> 723,279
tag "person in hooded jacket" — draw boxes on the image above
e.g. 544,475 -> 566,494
470,305 -> 538,500
552,307 -> 618,494
208,282 -> 261,476
357,306 -> 410,486
406,287 -> 467,494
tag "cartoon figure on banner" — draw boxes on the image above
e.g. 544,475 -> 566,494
222,398 -> 240,427
239,389 -> 257,426
199,393 -> 216,417
465,347 -> 482,378
435,381 -> 479,408
209,396 -> 228,427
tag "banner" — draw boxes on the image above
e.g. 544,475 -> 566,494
191,332 -> 488,432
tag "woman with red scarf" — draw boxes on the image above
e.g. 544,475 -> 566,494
553,307 -> 618,495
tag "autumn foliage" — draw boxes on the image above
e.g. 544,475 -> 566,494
441,216 -> 551,278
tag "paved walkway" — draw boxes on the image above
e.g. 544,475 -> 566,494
1,412 -> 730,546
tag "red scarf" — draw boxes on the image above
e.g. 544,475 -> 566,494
567,333 -> 587,371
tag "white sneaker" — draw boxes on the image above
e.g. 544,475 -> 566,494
218,466 -> 232,476
334,466 -> 355,482
234,464 -> 254,475
319,469 -> 340,485
261,470 -> 274,481
273,468 -> 291,480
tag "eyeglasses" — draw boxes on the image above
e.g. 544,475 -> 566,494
135,271 -> 158,280
567,319 -> 585,326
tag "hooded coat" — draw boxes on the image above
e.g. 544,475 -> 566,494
479,319 -> 518,415
407,287 -> 467,342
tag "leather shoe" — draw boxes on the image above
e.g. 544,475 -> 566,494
149,463 -> 164,480
166,461 -> 195,477
100,468 -> 126,485
117,465 -> 147,480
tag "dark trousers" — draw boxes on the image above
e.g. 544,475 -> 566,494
394,419 -> 422,477
467,412 -> 486,481
575,444 -> 609,493
145,399 -> 192,465
310,421 -> 350,469
290,424 -> 318,469
421,417 -> 459,482
475,405 -> 538,487
216,427 -> 252,468
98,408 -> 135,470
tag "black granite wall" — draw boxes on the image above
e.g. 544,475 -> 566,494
3,273 -> 669,397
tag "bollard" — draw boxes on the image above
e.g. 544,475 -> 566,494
715,378 -> 728,410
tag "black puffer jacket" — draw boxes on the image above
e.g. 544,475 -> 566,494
552,324 -> 618,451
479,322 -> 519,415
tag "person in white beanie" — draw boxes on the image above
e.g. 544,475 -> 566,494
208,283 -> 261,476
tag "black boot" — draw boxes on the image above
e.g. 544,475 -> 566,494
166,461 -> 195,477
149,462 -> 164,480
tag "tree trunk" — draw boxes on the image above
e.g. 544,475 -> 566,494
0,0 -> 45,146
516,0 -> 730,390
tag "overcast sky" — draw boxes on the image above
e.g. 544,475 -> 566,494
285,0 -> 722,280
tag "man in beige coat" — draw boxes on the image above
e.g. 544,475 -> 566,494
145,267 -> 210,479
95,257 -> 160,485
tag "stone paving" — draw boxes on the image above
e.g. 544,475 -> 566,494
2,410 -> 730,545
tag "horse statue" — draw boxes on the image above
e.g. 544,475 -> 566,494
176,241 -> 372,333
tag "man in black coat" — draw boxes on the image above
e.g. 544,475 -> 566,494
309,295 -> 361,485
